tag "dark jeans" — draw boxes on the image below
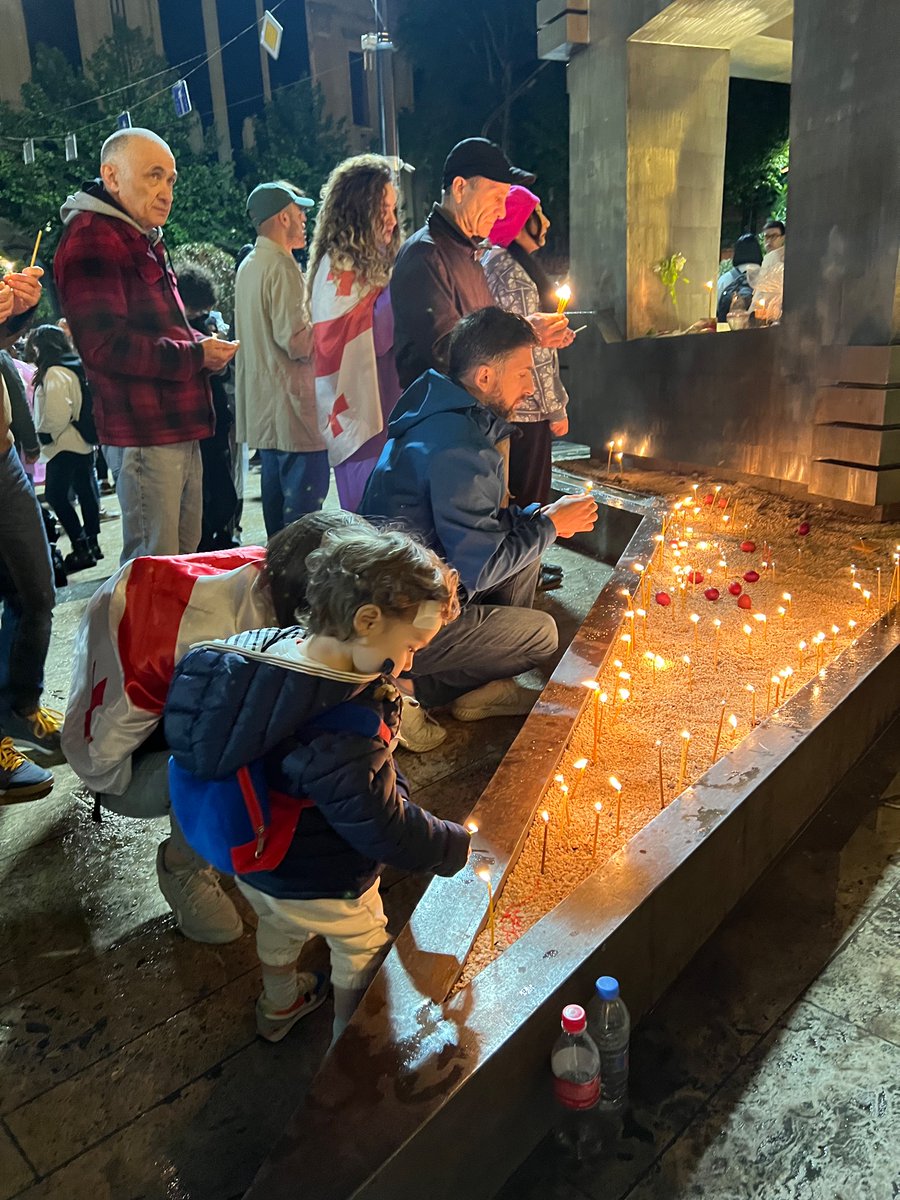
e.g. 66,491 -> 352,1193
410,560 -> 558,707
259,449 -> 329,535
44,450 -> 101,543
0,446 -> 55,716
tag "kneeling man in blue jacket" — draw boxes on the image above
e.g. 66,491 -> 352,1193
361,306 -> 597,749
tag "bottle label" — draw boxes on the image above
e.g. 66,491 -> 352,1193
554,1075 -> 600,1110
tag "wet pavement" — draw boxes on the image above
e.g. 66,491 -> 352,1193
494,721 -> 900,1200
0,471 -> 603,1200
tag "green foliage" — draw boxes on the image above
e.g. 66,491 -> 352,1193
652,253 -> 690,327
395,0 -> 569,248
238,86 -> 347,207
723,79 -> 790,236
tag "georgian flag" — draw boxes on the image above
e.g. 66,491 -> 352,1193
61,548 -> 271,796
311,252 -> 383,466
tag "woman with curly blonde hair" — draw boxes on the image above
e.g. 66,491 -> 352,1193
308,155 -> 401,511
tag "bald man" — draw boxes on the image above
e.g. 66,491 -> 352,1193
54,128 -> 238,565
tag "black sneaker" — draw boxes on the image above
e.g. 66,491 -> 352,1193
0,738 -> 54,803
2,706 -> 64,764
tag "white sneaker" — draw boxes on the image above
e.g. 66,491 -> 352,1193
451,678 -> 540,722
256,971 -> 329,1043
397,698 -> 447,753
156,840 -> 244,944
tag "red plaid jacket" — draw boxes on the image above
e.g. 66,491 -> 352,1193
54,201 -> 213,447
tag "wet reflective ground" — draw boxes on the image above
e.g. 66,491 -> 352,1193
0,472 -> 603,1200
495,724 -> 900,1199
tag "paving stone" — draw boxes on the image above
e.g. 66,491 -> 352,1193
0,1124 -> 35,1200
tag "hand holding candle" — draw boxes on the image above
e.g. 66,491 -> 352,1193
555,283 -> 571,314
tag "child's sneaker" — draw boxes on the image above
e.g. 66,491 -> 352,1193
0,738 -> 54,803
256,971 -> 329,1042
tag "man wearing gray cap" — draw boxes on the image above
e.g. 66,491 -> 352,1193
234,182 -> 328,534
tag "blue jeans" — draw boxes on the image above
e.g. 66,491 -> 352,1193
116,441 -> 203,566
259,449 -> 329,535
0,447 -> 55,716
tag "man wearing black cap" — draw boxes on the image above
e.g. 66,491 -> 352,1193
390,138 -> 573,390
234,182 -> 328,535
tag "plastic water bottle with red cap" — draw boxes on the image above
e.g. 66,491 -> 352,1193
551,1003 -> 603,1160
588,975 -> 630,1113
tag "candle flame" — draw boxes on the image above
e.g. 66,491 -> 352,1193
746,684 -> 755,693
831,624 -> 839,634
682,654 -> 691,666
554,773 -> 565,783
713,618 -> 721,629
654,655 -> 665,670
541,810 -> 550,824
466,821 -> 479,835
573,757 -> 588,771
594,801 -> 603,813
555,283 -> 571,303
583,679 -> 600,692
618,688 -> 630,703
743,624 -> 753,636
600,692 -> 609,703
476,867 -> 491,884
655,737 -> 661,747
754,613 -> 766,623
728,714 -> 738,730
680,729 -> 691,742
782,592 -> 792,602
608,776 -> 622,793
690,613 -> 700,625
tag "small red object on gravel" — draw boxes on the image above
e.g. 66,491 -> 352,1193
740,540 -> 756,553
704,587 -> 720,601
655,591 -> 672,607
797,521 -> 810,536
686,570 -> 704,584
743,570 -> 760,583
703,494 -> 714,506
737,593 -> 752,610
728,581 -> 743,596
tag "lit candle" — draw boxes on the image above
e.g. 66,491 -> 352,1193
848,618 -> 858,637
656,738 -> 664,809
783,592 -> 793,616
606,440 -> 615,477
690,612 -> 700,646
621,632 -> 633,660
746,683 -> 757,726
782,666 -> 794,695
676,730 -> 691,794
583,681 -> 603,762
555,283 -> 571,314
614,450 -> 624,475
592,801 -> 602,857
569,757 -> 589,804
777,606 -> 786,628
831,624 -> 839,652
754,612 -> 768,643
682,653 -> 692,689
863,589 -> 871,608
609,776 -> 623,836
476,867 -> 495,949
466,821 -> 479,836
540,810 -> 550,874
814,632 -> 825,671
29,229 -> 43,269
711,700 -> 726,764
728,713 -> 738,740
636,607 -> 648,641
713,618 -> 722,668
705,279 -> 714,321
615,686 -> 630,718
645,649 -> 656,679
743,623 -> 753,655
797,640 -> 807,671
559,783 -> 570,829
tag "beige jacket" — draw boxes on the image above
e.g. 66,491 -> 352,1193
34,366 -> 94,461
233,236 -> 324,453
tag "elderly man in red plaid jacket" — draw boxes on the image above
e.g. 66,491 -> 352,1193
54,128 -> 239,565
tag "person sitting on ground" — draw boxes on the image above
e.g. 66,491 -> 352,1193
164,526 -> 470,1045
716,233 -> 764,322
62,510 -> 365,945
360,307 -> 597,749
26,324 -> 102,573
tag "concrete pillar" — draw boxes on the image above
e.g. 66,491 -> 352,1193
200,0 -> 234,164
626,43 -> 729,335
1,1 -> 31,106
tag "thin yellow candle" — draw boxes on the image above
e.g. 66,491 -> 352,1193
559,783 -> 570,829
539,810 -> 550,874
555,283 -> 571,314
29,229 -> 43,269
713,618 -> 722,668
743,623 -> 753,655
754,612 -> 768,643
591,801 -> 602,857
863,589 -> 871,608
783,592 -> 793,616
614,687 -> 630,722
676,730 -> 691,794
768,674 -> 779,711
569,757 -> 588,804
848,618 -> 858,638
797,639 -> 807,670
814,632 -> 825,671
777,606 -> 786,628
690,612 -> 700,646
705,279 -> 714,321
876,567 -> 881,611
831,624 -> 839,652
656,739 -> 664,809
782,666 -> 794,696
636,607 -> 648,641
728,713 -> 738,740
609,776 -> 623,835
614,450 -> 624,475
583,681 -> 601,761
746,683 -> 756,726
682,654 -> 692,689
711,700 -> 726,764
476,867 -> 495,949
606,440 -> 615,477
621,632 -> 633,660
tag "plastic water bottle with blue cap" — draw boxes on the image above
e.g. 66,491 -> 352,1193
589,975 -> 630,1112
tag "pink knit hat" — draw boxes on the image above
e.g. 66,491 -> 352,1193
488,185 -> 540,248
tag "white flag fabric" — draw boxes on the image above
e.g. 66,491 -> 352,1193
62,548 -> 272,796
311,253 -> 384,466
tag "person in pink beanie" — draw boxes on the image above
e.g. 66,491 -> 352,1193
482,186 -> 569,588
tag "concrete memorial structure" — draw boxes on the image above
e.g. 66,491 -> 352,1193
242,3 -> 900,1197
